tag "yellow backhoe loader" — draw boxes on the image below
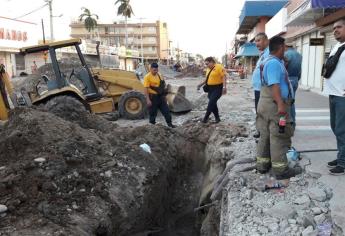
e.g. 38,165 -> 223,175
18,38 -> 192,119
0,64 -> 16,121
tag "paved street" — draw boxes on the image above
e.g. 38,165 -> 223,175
293,88 -> 334,151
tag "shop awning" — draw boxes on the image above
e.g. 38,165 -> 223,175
237,0 -> 288,34
285,0 -> 324,26
311,0 -> 345,8
235,43 -> 260,58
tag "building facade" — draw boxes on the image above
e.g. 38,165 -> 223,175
284,0 -> 345,92
231,0 -> 345,92
0,16 -> 39,77
70,20 -> 169,61
234,0 -> 288,74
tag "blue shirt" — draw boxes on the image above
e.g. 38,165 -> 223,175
262,56 -> 294,100
284,48 -> 302,81
252,47 -> 270,91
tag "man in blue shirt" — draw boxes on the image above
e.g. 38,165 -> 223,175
252,33 -> 270,138
256,36 -> 301,180
284,45 -> 302,125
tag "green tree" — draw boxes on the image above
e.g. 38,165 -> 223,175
115,0 -> 134,48
79,7 -> 99,38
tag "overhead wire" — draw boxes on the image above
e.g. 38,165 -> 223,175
13,3 -> 48,20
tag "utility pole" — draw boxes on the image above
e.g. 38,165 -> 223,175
139,18 -> 144,64
45,0 -> 54,41
41,19 -> 46,44
225,42 -> 228,68
140,19 -> 143,64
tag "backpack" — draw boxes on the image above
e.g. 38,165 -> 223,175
322,44 -> 345,79
150,74 -> 167,95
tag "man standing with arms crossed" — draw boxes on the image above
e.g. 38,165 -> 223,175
284,44 -> 302,125
256,36 -> 301,180
252,33 -> 270,138
323,18 -> 345,175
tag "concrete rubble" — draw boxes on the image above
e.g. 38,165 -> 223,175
1,72 -> 344,235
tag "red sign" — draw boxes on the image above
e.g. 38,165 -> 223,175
0,28 -> 28,42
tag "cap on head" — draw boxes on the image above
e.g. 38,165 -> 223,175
151,62 -> 159,68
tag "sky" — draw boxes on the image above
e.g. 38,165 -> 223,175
2,0 -> 244,58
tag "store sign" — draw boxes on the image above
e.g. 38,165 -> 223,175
0,17 -> 39,49
0,28 -> 28,42
310,38 -> 324,46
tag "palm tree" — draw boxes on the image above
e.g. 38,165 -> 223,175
79,7 -> 99,39
115,0 -> 134,48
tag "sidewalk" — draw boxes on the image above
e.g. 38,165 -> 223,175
293,88 -> 345,234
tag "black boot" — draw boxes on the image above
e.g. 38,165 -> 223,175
214,109 -> 220,123
202,111 -> 211,123
168,123 -> 176,128
253,131 -> 260,138
275,166 -> 303,180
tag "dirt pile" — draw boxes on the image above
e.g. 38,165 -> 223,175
176,65 -> 205,78
0,106 -> 248,235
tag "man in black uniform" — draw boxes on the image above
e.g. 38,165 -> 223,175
143,63 -> 175,128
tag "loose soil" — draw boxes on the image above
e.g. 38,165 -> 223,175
0,101 -> 246,236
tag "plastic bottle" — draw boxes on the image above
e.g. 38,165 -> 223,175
254,176 -> 288,191
278,116 -> 286,133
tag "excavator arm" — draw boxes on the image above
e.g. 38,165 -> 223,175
0,64 -> 14,120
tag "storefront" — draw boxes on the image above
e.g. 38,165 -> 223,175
0,16 -> 39,76
118,46 -> 140,71
285,0 -> 345,92
295,32 -> 324,90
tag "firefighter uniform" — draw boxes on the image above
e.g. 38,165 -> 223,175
256,56 -> 295,175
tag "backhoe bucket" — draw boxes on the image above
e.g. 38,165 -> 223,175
166,84 -> 192,113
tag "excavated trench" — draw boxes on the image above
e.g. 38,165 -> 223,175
101,122 -> 229,236
0,107 -> 244,236
130,137 -> 207,236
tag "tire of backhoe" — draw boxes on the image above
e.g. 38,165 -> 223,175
118,90 -> 147,120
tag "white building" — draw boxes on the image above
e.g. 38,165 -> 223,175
0,16 -> 40,77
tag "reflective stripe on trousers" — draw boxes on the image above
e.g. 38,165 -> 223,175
256,86 -> 294,174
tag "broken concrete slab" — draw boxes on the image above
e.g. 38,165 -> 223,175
303,152 -> 345,235
266,201 -> 297,220
308,187 -> 327,202
311,207 -> 322,215
294,194 -> 311,206
302,226 -> 318,236
314,213 -> 326,225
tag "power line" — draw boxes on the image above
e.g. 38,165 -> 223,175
13,3 -> 48,20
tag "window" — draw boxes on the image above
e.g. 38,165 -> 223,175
146,27 -> 156,34
109,38 -> 115,46
146,37 -> 156,44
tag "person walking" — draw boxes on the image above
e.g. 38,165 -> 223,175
143,63 -> 176,128
323,18 -> 345,175
284,44 -> 302,125
252,33 -> 270,138
256,36 -> 301,180
197,57 -> 227,123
